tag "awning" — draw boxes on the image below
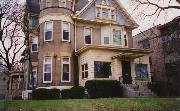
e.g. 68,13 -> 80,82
112,52 -> 148,59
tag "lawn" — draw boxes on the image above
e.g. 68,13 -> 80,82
5,98 -> 180,111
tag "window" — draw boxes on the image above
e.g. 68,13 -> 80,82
104,36 -> 109,44
94,61 -> 111,78
43,56 -> 52,83
111,10 -> 115,20
62,22 -> 70,41
102,8 -> 109,19
32,67 -> 37,86
44,21 -> 53,41
59,0 -> 66,7
135,64 -> 148,80
30,17 -> 39,28
138,39 -> 150,49
96,8 -> 101,17
113,29 -> 121,45
46,0 -> 52,7
62,57 -> 70,82
31,37 -> 38,52
124,35 -> 127,46
84,28 -> 92,44
82,64 -> 88,79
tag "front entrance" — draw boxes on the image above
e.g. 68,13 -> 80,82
122,61 -> 132,84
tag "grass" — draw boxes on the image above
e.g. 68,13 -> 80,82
5,98 -> 180,111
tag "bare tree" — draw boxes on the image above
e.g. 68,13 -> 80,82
0,0 -> 24,75
131,0 -> 180,21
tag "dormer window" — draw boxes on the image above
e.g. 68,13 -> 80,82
46,0 -> 52,7
97,8 -> 101,18
111,10 -> 116,20
59,0 -> 66,7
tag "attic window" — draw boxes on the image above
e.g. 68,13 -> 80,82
96,6 -> 116,20
59,0 -> 66,7
102,8 -> 109,19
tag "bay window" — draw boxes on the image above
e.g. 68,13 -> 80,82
113,29 -> 121,45
84,28 -> 92,44
62,57 -> 70,82
44,21 -> 53,41
82,64 -> 88,79
62,22 -> 70,41
31,37 -> 38,52
43,56 -> 52,83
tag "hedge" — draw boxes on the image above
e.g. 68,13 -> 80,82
148,81 -> 179,97
61,86 -> 85,99
85,80 -> 123,98
32,88 -> 60,100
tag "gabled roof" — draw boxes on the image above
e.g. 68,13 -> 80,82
74,0 -> 89,11
74,0 -> 138,28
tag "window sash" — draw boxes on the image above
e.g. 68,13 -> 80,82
59,0 -> 66,7
82,64 -> 88,79
46,0 -> 52,7
43,57 -> 52,82
62,22 -> 70,41
113,29 -> 121,45
84,28 -> 92,44
104,36 -> 109,44
94,61 -> 111,78
44,22 -> 53,41
102,8 -> 109,19
31,37 -> 38,52
62,57 -> 70,82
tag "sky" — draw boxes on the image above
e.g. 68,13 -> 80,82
119,0 -> 180,35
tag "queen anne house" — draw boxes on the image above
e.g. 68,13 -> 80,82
21,0 -> 153,99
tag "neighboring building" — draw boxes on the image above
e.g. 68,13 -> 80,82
22,0 -> 152,99
0,61 -> 7,99
134,17 -> 180,95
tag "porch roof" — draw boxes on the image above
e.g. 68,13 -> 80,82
76,45 -> 152,55
112,53 -> 148,59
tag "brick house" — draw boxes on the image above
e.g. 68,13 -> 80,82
21,0 -> 152,99
133,16 -> 180,95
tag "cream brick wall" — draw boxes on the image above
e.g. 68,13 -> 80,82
79,49 -> 151,86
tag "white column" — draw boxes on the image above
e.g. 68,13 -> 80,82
131,60 -> 136,84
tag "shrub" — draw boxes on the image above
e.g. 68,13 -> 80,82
61,89 -> 71,99
85,80 -> 123,98
32,88 -> 60,100
148,81 -> 178,97
61,86 -> 85,99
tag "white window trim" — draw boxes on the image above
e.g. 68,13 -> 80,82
31,37 -> 38,53
43,56 -> 52,83
32,67 -> 37,86
84,27 -> 92,45
112,28 -> 123,46
81,64 -> 88,80
61,57 -> 71,82
61,21 -> 70,42
44,21 -> 53,42
59,0 -> 66,8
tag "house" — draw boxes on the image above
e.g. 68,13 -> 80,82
133,16 -> 180,95
21,0 -> 152,99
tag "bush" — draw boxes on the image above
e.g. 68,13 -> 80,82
148,81 -> 178,97
61,89 -> 71,99
61,86 -> 85,99
85,80 -> 123,98
32,88 -> 60,100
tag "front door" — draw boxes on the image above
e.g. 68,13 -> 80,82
122,61 -> 132,84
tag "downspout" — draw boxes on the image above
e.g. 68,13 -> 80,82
74,20 -> 77,53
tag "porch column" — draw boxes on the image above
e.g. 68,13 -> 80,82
131,60 -> 136,84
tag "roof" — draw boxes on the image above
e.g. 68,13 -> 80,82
75,0 -> 89,11
158,16 -> 180,29
76,45 -> 152,55
26,0 -> 40,14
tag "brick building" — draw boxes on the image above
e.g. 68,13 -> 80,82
21,0 -> 153,99
133,16 -> 180,95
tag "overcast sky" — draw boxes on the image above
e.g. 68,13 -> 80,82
119,0 -> 180,35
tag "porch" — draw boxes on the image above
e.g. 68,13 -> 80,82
76,45 -> 152,86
